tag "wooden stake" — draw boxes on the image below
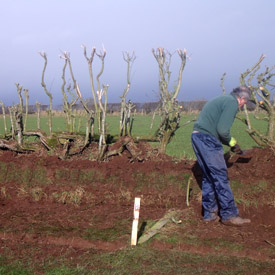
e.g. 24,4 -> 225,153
131,197 -> 140,246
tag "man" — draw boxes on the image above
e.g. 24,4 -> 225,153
191,86 -> 251,226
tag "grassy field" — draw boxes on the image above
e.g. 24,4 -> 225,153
0,112 -> 267,159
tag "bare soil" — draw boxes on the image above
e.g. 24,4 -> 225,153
0,143 -> 274,273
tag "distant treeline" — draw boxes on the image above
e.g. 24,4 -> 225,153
0,99 -> 258,115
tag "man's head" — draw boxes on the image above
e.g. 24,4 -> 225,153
232,86 -> 251,108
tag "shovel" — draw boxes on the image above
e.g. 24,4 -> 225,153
234,149 -> 253,163
225,149 -> 253,164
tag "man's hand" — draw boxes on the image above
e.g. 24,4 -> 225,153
230,144 -> 243,155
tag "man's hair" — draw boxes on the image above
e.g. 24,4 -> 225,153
232,86 -> 251,100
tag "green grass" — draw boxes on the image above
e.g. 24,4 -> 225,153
0,257 -> 32,274
131,170 -> 192,193
167,230 -> 245,252
0,112 -> 267,159
231,179 -> 273,207
84,219 -> 131,242
0,246 -> 274,274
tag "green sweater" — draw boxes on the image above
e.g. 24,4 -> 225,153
193,93 -> 238,145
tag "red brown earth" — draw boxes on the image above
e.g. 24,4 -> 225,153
0,144 -> 274,272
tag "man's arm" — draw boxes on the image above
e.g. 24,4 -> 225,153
216,102 -> 238,144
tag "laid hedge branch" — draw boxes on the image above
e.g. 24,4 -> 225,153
138,209 -> 182,244
0,139 -> 34,153
23,131 -> 53,151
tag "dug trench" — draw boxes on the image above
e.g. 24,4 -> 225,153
0,145 -> 274,271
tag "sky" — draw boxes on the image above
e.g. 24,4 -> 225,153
1,0 -> 275,106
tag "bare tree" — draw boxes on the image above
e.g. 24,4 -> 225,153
82,44 -> 107,133
59,53 -> 79,132
61,51 -> 94,145
23,88 -> 29,131
15,83 -> 23,113
15,83 -> 29,131
238,54 -> 275,147
35,101 -> 41,130
0,101 -> 7,136
8,106 -> 15,139
97,86 -> 109,160
120,51 -> 136,136
152,47 -> 187,153
39,51 -> 53,135
76,84 -> 94,145
15,107 -> 23,146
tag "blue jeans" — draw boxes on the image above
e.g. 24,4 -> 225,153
191,132 -> 238,221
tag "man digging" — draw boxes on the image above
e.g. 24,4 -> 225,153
191,86 -> 251,226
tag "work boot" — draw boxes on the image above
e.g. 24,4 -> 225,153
203,213 -> 220,222
222,216 -> 251,226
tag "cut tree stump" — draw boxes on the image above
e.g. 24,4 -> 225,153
106,136 -> 144,161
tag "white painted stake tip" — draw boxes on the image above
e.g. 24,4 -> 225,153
131,197 -> 141,246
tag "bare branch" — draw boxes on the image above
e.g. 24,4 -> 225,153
220,73 -> 226,95
172,49 -> 187,100
240,54 -> 266,85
